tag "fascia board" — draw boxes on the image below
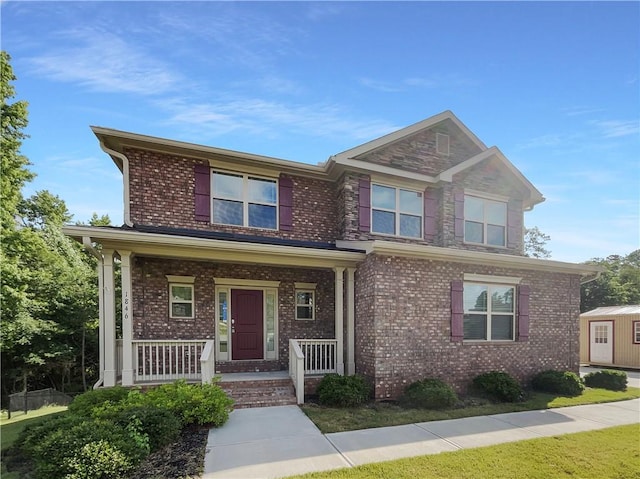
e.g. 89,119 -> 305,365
337,239 -> 603,276
90,126 -> 329,181
63,226 -> 364,268
438,146 -> 544,208
327,157 -> 437,185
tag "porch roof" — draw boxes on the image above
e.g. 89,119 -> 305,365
63,224 -> 365,268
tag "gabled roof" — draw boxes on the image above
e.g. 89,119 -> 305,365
329,110 -> 487,161
438,146 -> 544,209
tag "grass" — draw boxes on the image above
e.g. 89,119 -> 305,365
1,405 -> 68,479
301,387 -> 640,433
287,424 -> 640,479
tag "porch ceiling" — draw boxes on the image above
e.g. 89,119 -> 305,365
63,225 -> 364,269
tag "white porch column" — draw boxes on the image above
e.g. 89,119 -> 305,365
96,256 -> 105,387
346,267 -> 356,375
102,249 -> 117,387
334,267 -> 345,375
119,250 -> 134,386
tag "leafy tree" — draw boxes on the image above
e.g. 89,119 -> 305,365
524,226 -> 551,259
581,250 -> 640,312
0,52 -> 102,403
1,51 -> 33,230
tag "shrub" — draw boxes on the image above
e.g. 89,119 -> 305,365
472,371 -> 523,402
143,379 -> 234,426
17,413 -> 83,455
316,374 -> 371,407
64,440 -> 132,479
583,369 -> 627,391
401,378 -> 458,409
531,370 -> 585,397
68,386 -> 131,417
28,418 -> 147,479
105,405 -> 182,451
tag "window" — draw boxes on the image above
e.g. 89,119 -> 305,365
294,282 -> 316,320
169,284 -> 194,319
212,172 -> 277,229
634,321 -> 640,344
464,195 -> 507,247
463,283 -> 515,340
371,184 -> 422,238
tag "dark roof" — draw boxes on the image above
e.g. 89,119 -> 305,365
128,224 -> 362,252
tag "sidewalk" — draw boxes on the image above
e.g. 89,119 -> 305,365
202,399 -> 640,479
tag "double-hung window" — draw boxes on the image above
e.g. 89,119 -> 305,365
634,321 -> 640,344
464,195 -> 506,247
463,282 -> 515,340
371,184 -> 422,238
169,284 -> 194,319
212,172 -> 277,229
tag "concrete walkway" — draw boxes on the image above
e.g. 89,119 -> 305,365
202,398 -> 640,479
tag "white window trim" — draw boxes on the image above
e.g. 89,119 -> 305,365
463,281 -> 516,342
169,283 -> 195,319
295,288 -> 315,321
634,321 -> 640,344
211,170 -> 278,230
463,193 -> 507,248
371,183 -> 423,239
165,275 -> 195,283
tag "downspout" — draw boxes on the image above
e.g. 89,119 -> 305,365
83,237 -> 106,389
98,141 -> 133,227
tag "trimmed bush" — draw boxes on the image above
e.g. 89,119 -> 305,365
68,386 -> 131,417
531,370 -> 585,397
472,371 -> 523,402
401,378 -> 458,409
64,440 -> 133,479
28,418 -> 148,479
316,374 -> 371,407
583,369 -> 628,391
143,379 -> 234,426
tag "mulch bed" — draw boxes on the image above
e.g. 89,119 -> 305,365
132,427 -> 209,479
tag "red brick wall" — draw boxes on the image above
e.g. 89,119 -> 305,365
131,257 -> 335,370
355,254 -> 582,399
125,147 -> 337,242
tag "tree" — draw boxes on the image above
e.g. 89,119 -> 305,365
1,51 -> 33,230
524,226 -> 551,259
581,250 -> 640,312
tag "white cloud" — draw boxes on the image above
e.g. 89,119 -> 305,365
27,29 -> 181,95
358,78 -> 404,93
591,120 -> 640,138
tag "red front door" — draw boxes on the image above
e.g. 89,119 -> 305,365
231,289 -> 264,360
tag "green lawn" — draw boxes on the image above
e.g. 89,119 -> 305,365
288,424 -> 640,479
1,406 -> 68,479
302,387 -> 640,433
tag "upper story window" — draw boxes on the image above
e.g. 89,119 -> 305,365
212,172 -> 277,229
464,195 -> 506,247
371,184 -> 423,238
464,282 -> 515,341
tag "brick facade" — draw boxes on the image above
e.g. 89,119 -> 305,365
355,254 -> 582,399
126,147 -> 337,243
132,257 -> 335,370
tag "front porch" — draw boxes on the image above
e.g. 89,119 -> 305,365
115,338 -> 337,404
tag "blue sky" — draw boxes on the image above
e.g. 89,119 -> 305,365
3,1 -> 638,263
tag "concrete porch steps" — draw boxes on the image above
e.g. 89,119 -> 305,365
219,375 -> 297,409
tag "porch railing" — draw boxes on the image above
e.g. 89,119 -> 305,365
200,340 -> 215,384
289,338 -> 339,404
133,340 -> 206,382
289,339 -> 305,404
296,339 -> 338,375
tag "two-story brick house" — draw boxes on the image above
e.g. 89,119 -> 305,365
64,110 -> 600,402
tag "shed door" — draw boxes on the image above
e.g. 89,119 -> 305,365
590,321 -> 613,364
231,289 -> 264,360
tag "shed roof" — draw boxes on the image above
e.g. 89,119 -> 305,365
581,305 -> 640,317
